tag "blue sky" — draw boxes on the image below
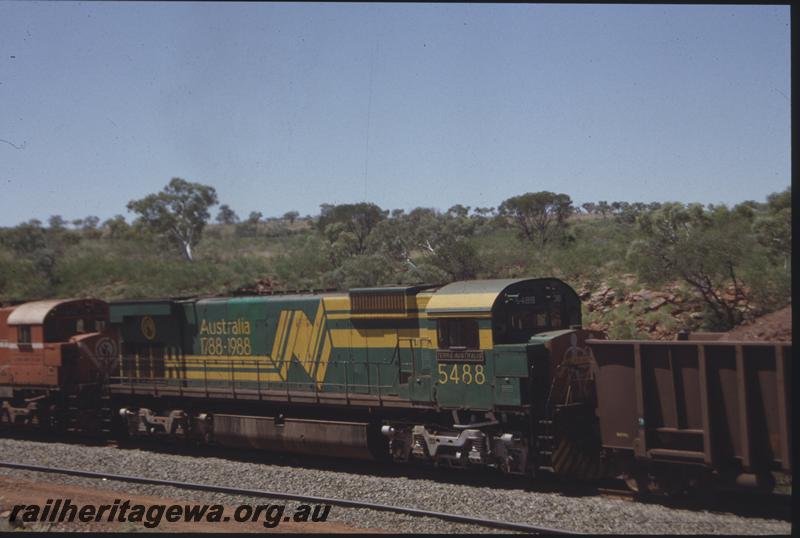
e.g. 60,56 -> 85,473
0,3 -> 790,226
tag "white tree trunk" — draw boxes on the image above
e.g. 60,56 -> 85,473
182,241 -> 193,262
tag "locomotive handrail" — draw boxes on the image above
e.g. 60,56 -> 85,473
392,336 -> 431,386
110,355 -> 395,400
108,374 -> 394,394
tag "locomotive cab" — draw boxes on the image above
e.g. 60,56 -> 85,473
0,298 -> 115,430
491,279 -> 582,345
426,278 -> 585,412
1,298 -> 111,387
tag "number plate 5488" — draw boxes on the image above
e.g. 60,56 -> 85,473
437,363 -> 486,385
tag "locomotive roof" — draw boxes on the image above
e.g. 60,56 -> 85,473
105,278 -> 577,317
6,298 -> 105,326
426,278 -> 573,315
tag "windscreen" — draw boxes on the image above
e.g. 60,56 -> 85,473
491,279 -> 581,345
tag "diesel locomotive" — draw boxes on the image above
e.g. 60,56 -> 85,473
0,277 -> 791,494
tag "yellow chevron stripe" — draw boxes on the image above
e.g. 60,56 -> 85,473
272,311 -> 289,359
316,332 -> 332,385
282,311 -> 306,376
310,303 -> 325,368
271,307 -> 334,388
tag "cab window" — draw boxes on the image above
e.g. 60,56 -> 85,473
17,325 -> 31,344
437,318 -> 480,349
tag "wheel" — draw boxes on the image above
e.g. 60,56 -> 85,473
623,470 -> 657,497
623,472 -> 646,494
0,409 -> 11,427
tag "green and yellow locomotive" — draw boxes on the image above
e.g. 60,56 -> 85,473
109,277 -> 603,477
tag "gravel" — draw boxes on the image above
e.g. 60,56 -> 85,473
0,438 -> 791,534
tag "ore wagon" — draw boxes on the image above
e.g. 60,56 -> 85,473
590,338 -> 791,492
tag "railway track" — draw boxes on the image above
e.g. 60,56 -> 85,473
0,461 -> 580,534
2,430 -> 791,501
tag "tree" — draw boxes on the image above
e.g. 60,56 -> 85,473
1,219 -> 47,255
82,216 -> 100,230
127,177 -> 218,261
325,254 -> 398,289
216,204 -> 239,224
610,201 -> 629,216
628,203 -> 755,330
235,211 -> 262,237
614,202 -> 646,225
102,215 -> 129,239
48,215 -> 67,230
752,187 -> 791,269
732,200 -> 761,220
73,215 -> 102,239
316,203 -> 387,255
0,219 -> 63,291
498,191 -> 573,247
283,210 -> 300,225
446,204 -> 470,218
365,207 -> 481,281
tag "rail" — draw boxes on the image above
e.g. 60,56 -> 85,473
0,461 -> 579,534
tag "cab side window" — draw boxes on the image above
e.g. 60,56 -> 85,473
17,325 -> 31,344
437,318 -> 480,349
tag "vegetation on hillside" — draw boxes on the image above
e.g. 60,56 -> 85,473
0,182 -> 790,336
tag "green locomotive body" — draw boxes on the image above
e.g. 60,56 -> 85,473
110,278 -> 583,408
108,278 -> 600,475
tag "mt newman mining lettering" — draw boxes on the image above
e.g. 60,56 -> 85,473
199,319 -> 252,336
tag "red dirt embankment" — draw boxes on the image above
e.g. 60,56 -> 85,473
721,305 -> 792,342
